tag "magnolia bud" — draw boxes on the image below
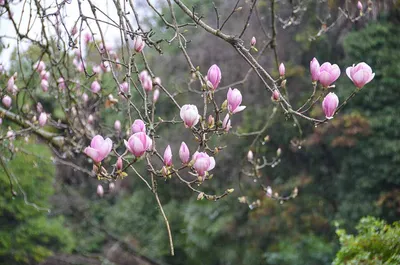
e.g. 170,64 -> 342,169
153,88 -> 160,103
116,157 -> 123,170
251,36 -> 256,46
109,182 -> 115,191
97,184 -> 104,197
38,112 -> 47,127
266,186 -> 272,197
114,120 -> 121,132
88,114 -> 94,124
208,115 -> 215,127
279,63 -> 285,77
2,95 -> 12,108
247,150 -> 253,161
271,90 -> 280,101
276,148 -> 282,157
154,77 -> 161,86
357,1 -> 363,11
82,93 -> 89,103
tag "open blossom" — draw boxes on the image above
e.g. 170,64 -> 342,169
2,95 -> 12,108
322,92 -> 339,119
57,77 -> 66,90
33,61 -> 46,72
279,63 -> 285,77
192,151 -> 215,177
179,142 -> 190,164
310,57 -> 320,82
131,119 -> 146,133
133,35 -> 145,53
222,114 -> 231,132
41,79 -> 49,92
346,62 -> 374,89
163,145 -> 173,166
227,88 -> 246,114
180,104 -> 200,128
91,80 -> 101,93
124,132 -> 152,157
38,112 -> 47,127
207,64 -> 221,90
319,62 -> 341,87
84,135 -> 113,163
114,120 -> 121,132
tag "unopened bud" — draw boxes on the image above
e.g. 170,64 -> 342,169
227,188 -> 234,193
109,182 -> 115,191
208,115 -> 215,127
247,150 -> 254,161
266,186 -> 272,197
116,157 -> 123,170
97,184 -> 104,197
197,192 -> 204,200
221,99 -> 228,110
276,148 -> 282,157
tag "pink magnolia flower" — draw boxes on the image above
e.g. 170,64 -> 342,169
100,61 -> 111,73
153,88 -> 160,103
119,81 -> 129,94
179,142 -> 190,164
84,135 -> 113,163
310,57 -> 320,82
279,63 -> 285,76
0,118 -> 2,125
192,151 -> 215,177
207,64 -> 221,90
2,95 -> 12,108
84,32 -> 92,44
142,75 -> 153,92
33,61 -> 46,72
124,132 -> 152,157
271,90 -> 280,101
82,93 -> 89,103
36,102 -> 43,113
88,114 -> 94,124
163,145 -> 173,166
93,65 -> 102,75
227,88 -> 246,114
247,150 -> 254,161
139,70 -> 149,83
357,1 -> 363,10
7,76 -> 17,94
251,36 -> 256,46
97,185 -> 104,197
116,157 -> 123,171
180,104 -> 200,128
131,119 -> 146,133
41,79 -> 49,92
133,35 -> 145,53
91,80 -> 101,93
322,92 -> 339,119
346,62 -> 374,89
40,70 -> 50,80
114,120 -> 121,132
38,112 -> 47,127
154,77 -> 161,86
57,77 -> 66,90
319,62 -> 341,87
222,114 -> 231,132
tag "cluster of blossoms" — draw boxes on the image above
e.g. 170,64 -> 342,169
277,58 -> 374,120
83,64 -> 246,181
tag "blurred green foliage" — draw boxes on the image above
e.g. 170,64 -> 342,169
0,140 -> 74,264
333,217 -> 400,265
